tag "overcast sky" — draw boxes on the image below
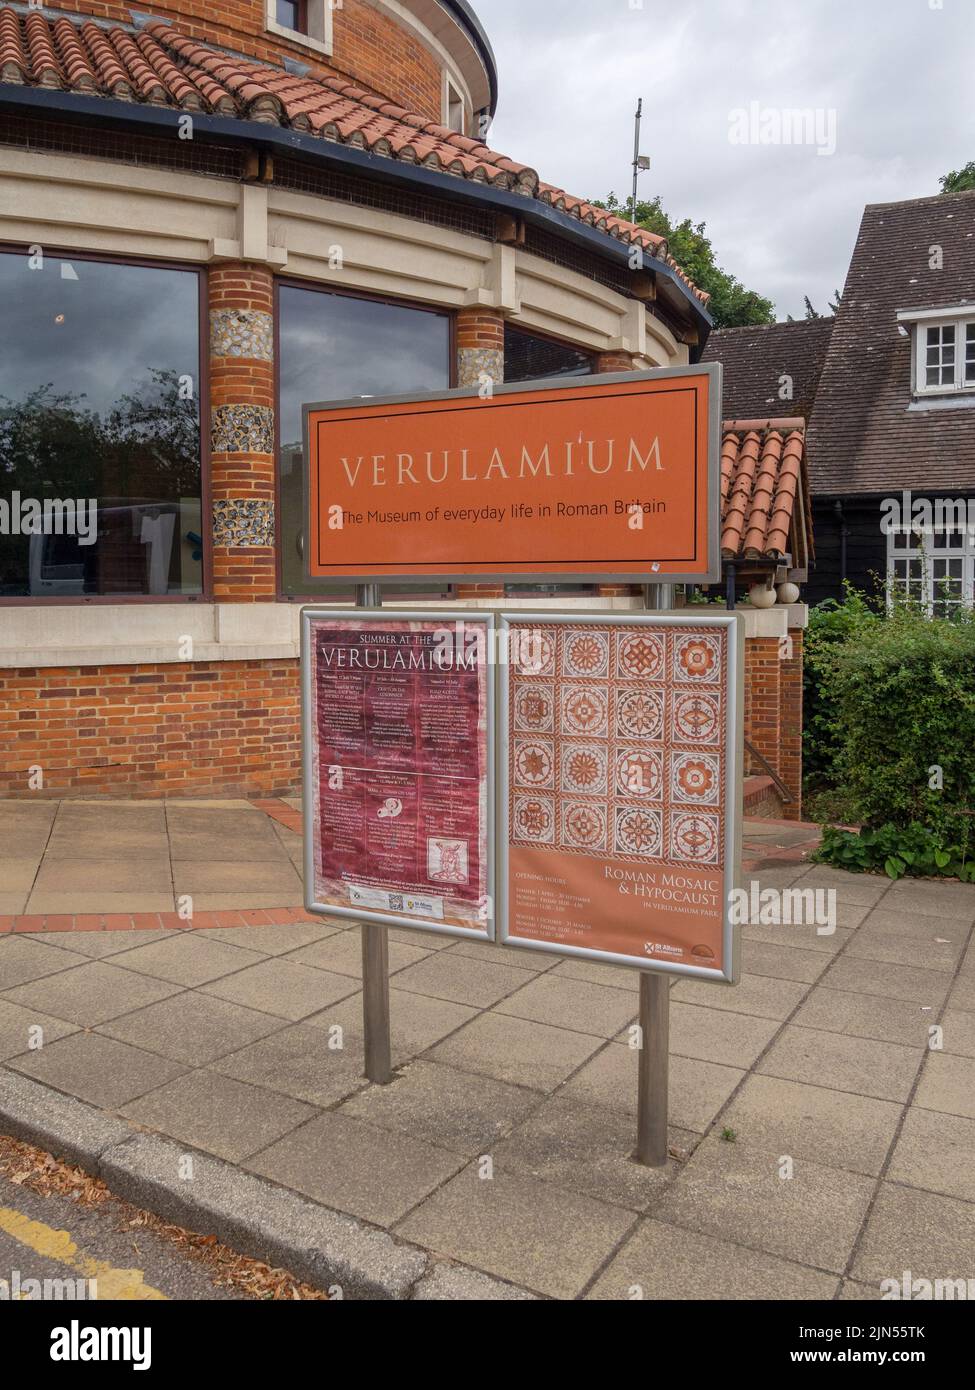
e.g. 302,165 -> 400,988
476,0 -> 974,321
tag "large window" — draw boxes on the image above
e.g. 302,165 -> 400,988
277,284 -> 452,596
504,325 -> 596,383
888,521 -> 975,617
910,313 -> 975,396
0,250 -> 203,600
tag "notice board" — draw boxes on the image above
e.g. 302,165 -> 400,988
304,366 -> 721,586
498,613 -> 742,981
302,609 -> 494,940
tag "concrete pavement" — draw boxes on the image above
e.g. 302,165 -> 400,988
1,799 -> 973,1298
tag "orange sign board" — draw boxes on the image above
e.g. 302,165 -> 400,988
304,367 -> 721,584
499,613 -> 742,982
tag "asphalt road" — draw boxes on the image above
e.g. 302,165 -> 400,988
0,1165 -> 245,1302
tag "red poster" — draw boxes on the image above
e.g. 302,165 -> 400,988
306,615 -> 491,937
502,617 -> 739,979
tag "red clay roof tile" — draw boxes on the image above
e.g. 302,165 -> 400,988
0,6 -> 707,303
719,423 -> 809,562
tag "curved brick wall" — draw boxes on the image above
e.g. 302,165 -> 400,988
38,1 -> 445,119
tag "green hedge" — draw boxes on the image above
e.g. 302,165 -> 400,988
809,595 -> 975,879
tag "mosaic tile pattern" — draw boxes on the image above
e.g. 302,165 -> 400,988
508,621 -> 728,867
213,498 -> 275,548
211,404 -> 274,456
458,347 -> 503,391
210,309 -> 274,361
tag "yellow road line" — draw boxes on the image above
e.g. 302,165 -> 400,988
0,1205 -> 168,1300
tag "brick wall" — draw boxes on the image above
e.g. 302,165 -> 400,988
0,661 -> 300,799
743,629 -> 803,820
44,1 -> 444,120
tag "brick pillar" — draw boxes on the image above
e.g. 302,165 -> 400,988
779,627 -> 804,820
744,635 -> 782,780
456,307 -> 505,601
596,350 -> 640,599
209,264 -> 276,601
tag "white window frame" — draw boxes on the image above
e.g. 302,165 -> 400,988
887,520 -> 975,617
443,73 -> 469,135
265,0 -> 334,58
898,306 -> 975,398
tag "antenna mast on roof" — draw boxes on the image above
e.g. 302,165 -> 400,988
630,98 -> 651,219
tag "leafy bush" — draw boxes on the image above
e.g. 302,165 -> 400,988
817,824 -> 975,883
803,589 -> 879,792
812,598 -> 975,878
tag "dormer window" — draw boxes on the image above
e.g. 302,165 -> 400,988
899,307 -> 975,398
265,0 -> 332,55
276,0 -> 306,33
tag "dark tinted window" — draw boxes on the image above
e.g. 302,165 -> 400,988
278,285 -> 451,595
504,326 -> 595,383
0,250 -> 203,598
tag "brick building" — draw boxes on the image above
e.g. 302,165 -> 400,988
0,0 -> 808,815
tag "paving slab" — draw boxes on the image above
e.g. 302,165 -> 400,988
742,922 -> 854,953
887,1106 -> 975,1203
845,928 -> 963,973
210,1021 -> 370,1108
43,823 -> 169,859
122,1069 -> 315,1163
412,1263 -> 537,1300
758,1025 -> 922,1103
2,959 -> 181,1027
586,1220 -> 839,1300
309,987 -> 478,1064
940,1008 -> 975,1059
428,1010 -> 604,1092
167,827 -> 289,864
548,957 -> 639,991
391,952 -> 538,1009
881,879 -> 975,921
493,1094 -> 692,1210
109,932 -> 266,986
740,940 -> 832,985
99,991 -> 284,1066
720,1074 -> 902,1176
0,1069 -> 133,1170
247,1111 -> 465,1227
913,1052 -> 975,1120
666,1001 -> 779,1069
0,998 -> 77,1059
340,1059 -> 539,1155
793,987 -> 935,1048
949,974 -> 975,1012
670,973 -> 808,1021
821,956 -> 952,1007
396,1164 -> 635,1300
792,867 -> 891,905
654,1136 -> 875,1274
564,1043 -> 745,1132
447,938 -> 559,974
0,857 -> 43,893
23,928 -> 176,959
0,801 -> 57,855
29,856 -> 173,895
194,922 -> 340,955
0,936 -> 81,990
8,1031 -> 186,1109
851,1183 -> 975,1284
284,932 -> 431,979
199,958 -> 360,1020
172,860 -> 303,901
494,974 -> 638,1039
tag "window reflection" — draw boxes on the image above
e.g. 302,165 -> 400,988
278,284 -> 451,595
0,251 -> 203,599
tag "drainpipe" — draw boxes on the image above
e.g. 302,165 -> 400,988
725,560 -> 737,612
834,499 -> 847,587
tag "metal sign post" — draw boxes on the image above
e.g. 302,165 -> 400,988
354,583 -> 393,1087
637,581 -> 673,1167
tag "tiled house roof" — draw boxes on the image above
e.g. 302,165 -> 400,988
720,422 -> 811,565
702,317 -> 833,424
808,189 -> 975,495
0,6 -> 708,305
